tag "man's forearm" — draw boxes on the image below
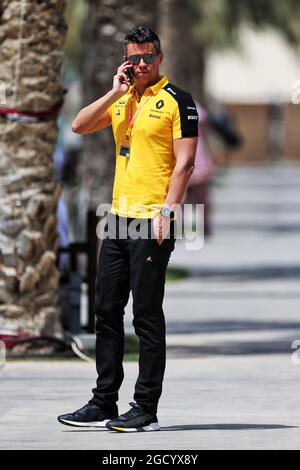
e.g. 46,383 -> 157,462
164,164 -> 194,210
72,89 -> 123,133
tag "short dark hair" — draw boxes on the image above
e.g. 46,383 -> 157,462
123,25 -> 161,54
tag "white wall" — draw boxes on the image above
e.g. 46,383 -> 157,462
205,27 -> 300,103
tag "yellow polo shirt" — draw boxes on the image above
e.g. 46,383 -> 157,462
107,75 -> 198,219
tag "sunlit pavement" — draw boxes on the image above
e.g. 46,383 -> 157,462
1,163 -> 300,450
1,355 -> 300,450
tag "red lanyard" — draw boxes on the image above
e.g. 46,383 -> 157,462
126,93 -> 152,134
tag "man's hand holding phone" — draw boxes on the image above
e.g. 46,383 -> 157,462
113,61 -> 134,95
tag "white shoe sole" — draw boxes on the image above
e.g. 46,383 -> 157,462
109,422 -> 160,433
58,418 -> 110,428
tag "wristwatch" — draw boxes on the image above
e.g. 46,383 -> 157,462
160,206 -> 175,219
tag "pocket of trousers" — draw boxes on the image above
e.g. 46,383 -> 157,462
151,218 -> 175,247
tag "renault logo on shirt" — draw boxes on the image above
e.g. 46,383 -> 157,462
156,100 -> 164,109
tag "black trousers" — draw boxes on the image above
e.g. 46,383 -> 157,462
90,213 -> 176,415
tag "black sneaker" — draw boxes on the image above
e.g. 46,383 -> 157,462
57,403 -> 118,428
106,402 -> 160,433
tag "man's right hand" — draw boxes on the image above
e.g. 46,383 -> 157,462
112,61 -> 133,95
72,61 -> 133,135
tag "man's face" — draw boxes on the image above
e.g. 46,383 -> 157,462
125,42 -> 163,87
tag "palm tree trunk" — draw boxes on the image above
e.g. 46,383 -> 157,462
0,0 -> 67,349
158,0 -> 205,101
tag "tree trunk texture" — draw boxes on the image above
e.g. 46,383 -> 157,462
158,0 -> 205,102
78,0 -> 158,225
0,0 -> 67,352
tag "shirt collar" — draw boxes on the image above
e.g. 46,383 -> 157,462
129,75 -> 169,98
149,75 -> 169,95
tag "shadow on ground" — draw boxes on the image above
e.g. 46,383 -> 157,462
166,340 -> 296,357
170,265 -> 300,281
167,320 -> 300,334
62,424 -> 297,433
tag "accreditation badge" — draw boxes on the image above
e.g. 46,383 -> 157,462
119,133 -> 131,158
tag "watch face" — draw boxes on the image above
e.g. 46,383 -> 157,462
161,207 -> 171,217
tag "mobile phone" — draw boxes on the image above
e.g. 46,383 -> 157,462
125,66 -> 134,85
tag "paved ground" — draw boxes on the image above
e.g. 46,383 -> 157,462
1,355 -> 300,450
1,162 -> 300,450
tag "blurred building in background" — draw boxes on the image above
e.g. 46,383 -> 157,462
206,26 -> 300,163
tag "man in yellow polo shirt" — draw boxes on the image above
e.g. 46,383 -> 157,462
58,25 -> 198,433
108,73 -> 197,220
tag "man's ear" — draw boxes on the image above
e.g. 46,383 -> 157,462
159,52 -> 163,64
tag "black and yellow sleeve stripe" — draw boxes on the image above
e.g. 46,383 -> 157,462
164,83 -> 199,138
